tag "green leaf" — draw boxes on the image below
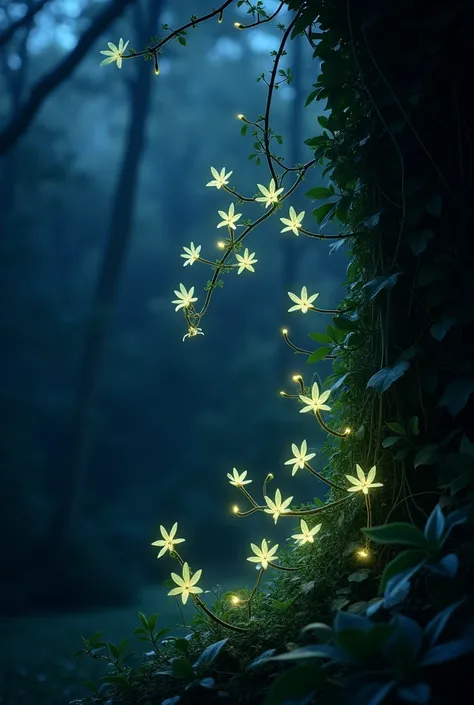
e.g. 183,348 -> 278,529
173,638 -> 190,654
381,549 -> 426,591
313,202 -> 336,224
107,643 -> 120,660
305,185 -> 335,199
178,36 -> 186,46
382,436 -> 402,448
414,444 -> 438,468
332,316 -> 357,331
386,422 -> 406,436
305,90 -> 318,107
193,638 -> 228,670
138,612 -> 148,629
408,416 -> 419,436
407,229 -> 434,255
308,332 -> 332,343
366,361 -> 410,393
348,570 -> 370,583
263,663 -> 325,705
170,657 -> 195,679
438,377 -> 474,416
307,347 -> 332,363
362,523 -> 428,549
364,273 -> 401,301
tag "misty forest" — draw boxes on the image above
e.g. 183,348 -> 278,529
0,1 -> 473,705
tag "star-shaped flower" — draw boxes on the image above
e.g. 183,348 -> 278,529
291,519 -> 322,547
171,284 -> 198,311
264,489 -> 293,524
345,465 -> 383,495
168,562 -> 203,605
288,286 -> 319,313
206,166 -> 233,189
280,206 -> 305,235
151,522 -> 185,559
181,242 -> 201,266
284,440 -> 316,476
217,203 -> 242,230
182,326 -> 204,342
299,382 -> 331,414
247,539 -> 279,570
100,38 -> 129,69
227,468 -> 252,487
255,179 -> 284,208
235,247 -> 257,274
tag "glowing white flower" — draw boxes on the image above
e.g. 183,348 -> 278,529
100,38 -> 129,69
284,440 -> 316,476
247,539 -> 279,570
171,284 -> 197,312
182,326 -> 204,341
291,519 -> 322,546
288,286 -> 319,313
255,179 -> 284,208
151,522 -> 185,559
168,562 -> 203,605
346,465 -> 383,495
299,382 -> 331,414
235,248 -> 257,274
264,489 -> 293,524
206,166 -> 233,189
217,203 -> 242,230
181,242 -> 201,266
280,206 -> 305,235
227,468 -> 252,487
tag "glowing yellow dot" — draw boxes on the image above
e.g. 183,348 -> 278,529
357,549 -> 369,559
279,391 -> 286,396
234,22 -> 244,29
237,113 -> 246,121
217,241 -> 226,249
292,374 -> 302,382
345,427 -> 351,435
281,328 -> 288,335
231,595 -> 240,605
232,505 -> 239,514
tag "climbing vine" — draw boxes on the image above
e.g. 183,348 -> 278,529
76,1 -> 474,703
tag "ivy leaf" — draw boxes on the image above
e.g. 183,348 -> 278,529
364,273 -> 401,301
307,347 -> 332,363
438,377 -> 474,416
424,504 -> 445,549
362,523 -> 427,549
366,361 -> 410,393
407,229 -> 434,255
430,317 -> 455,341
306,185 -> 335,199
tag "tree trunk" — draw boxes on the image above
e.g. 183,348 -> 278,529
50,0 -> 165,565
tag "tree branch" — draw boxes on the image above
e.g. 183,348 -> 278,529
0,0 -> 49,51
0,0 -> 133,156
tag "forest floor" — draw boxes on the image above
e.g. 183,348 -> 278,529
0,587 -> 182,705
